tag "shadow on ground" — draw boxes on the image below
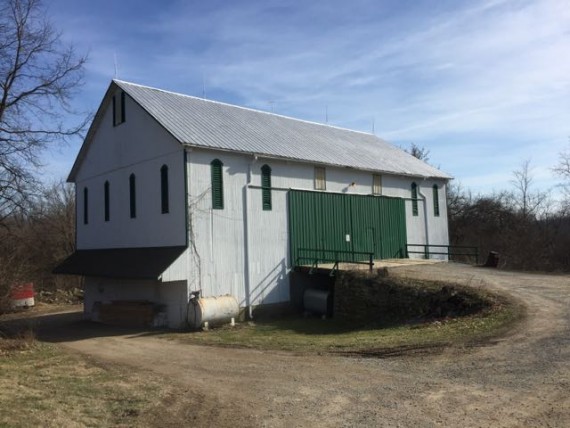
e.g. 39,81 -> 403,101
0,310 -> 166,343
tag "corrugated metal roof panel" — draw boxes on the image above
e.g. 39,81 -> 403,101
114,80 -> 451,179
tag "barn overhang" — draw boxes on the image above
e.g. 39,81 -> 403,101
53,246 -> 186,280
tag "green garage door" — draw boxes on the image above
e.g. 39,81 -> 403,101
289,190 -> 407,266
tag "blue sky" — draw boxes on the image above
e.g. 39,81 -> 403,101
45,0 -> 569,198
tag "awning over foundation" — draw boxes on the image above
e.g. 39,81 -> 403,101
53,246 -> 186,279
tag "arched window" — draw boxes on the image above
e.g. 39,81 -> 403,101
129,173 -> 136,218
104,181 -> 110,222
261,164 -> 272,211
411,182 -> 418,216
211,159 -> 224,210
83,187 -> 89,225
433,184 -> 440,217
161,165 -> 169,214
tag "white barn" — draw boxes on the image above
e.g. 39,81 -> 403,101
55,80 -> 451,328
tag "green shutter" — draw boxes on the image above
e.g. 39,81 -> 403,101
261,164 -> 272,211
411,182 -> 418,216
433,184 -> 440,217
211,159 -> 224,209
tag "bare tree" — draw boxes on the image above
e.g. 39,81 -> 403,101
0,0 -> 87,223
553,142 -> 570,206
31,180 -> 75,257
406,143 -> 430,163
553,142 -> 570,180
510,159 -> 548,219
0,180 -> 78,312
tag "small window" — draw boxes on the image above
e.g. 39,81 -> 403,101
261,164 -> 272,211
411,182 -> 418,216
104,181 -> 110,222
211,159 -> 224,209
112,91 -> 125,126
129,174 -> 136,219
433,184 -> 440,217
372,174 -> 382,195
161,165 -> 169,214
314,166 -> 326,190
83,187 -> 89,225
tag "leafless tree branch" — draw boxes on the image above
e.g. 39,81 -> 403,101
0,0 -> 87,223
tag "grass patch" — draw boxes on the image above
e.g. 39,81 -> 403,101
0,328 -> 36,356
0,340 -> 181,427
163,277 -> 524,356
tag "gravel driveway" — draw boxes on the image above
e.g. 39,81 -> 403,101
45,264 -> 570,427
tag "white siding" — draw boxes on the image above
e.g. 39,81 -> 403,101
248,181 -> 290,305
161,249 -> 190,282
75,88 -> 186,249
392,181 -> 450,260
425,181 -> 450,258
187,150 -> 249,305
157,280 -> 188,328
187,149 -> 450,308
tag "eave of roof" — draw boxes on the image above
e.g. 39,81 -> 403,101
68,81 -> 118,182
53,246 -> 186,280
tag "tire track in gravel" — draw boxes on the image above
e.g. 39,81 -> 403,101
47,264 -> 570,427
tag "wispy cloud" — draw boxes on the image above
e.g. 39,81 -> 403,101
47,0 -> 570,195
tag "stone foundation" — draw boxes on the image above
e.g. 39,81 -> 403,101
333,270 -> 487,324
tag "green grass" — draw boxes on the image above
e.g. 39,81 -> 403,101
164,287 -> 524,356
0,341 -> 171,427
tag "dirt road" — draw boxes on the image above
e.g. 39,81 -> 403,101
41,264 -> 570,427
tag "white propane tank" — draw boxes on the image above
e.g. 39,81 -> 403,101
188,294 -> 239,329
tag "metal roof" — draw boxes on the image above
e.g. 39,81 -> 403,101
73,80 -> 451,180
